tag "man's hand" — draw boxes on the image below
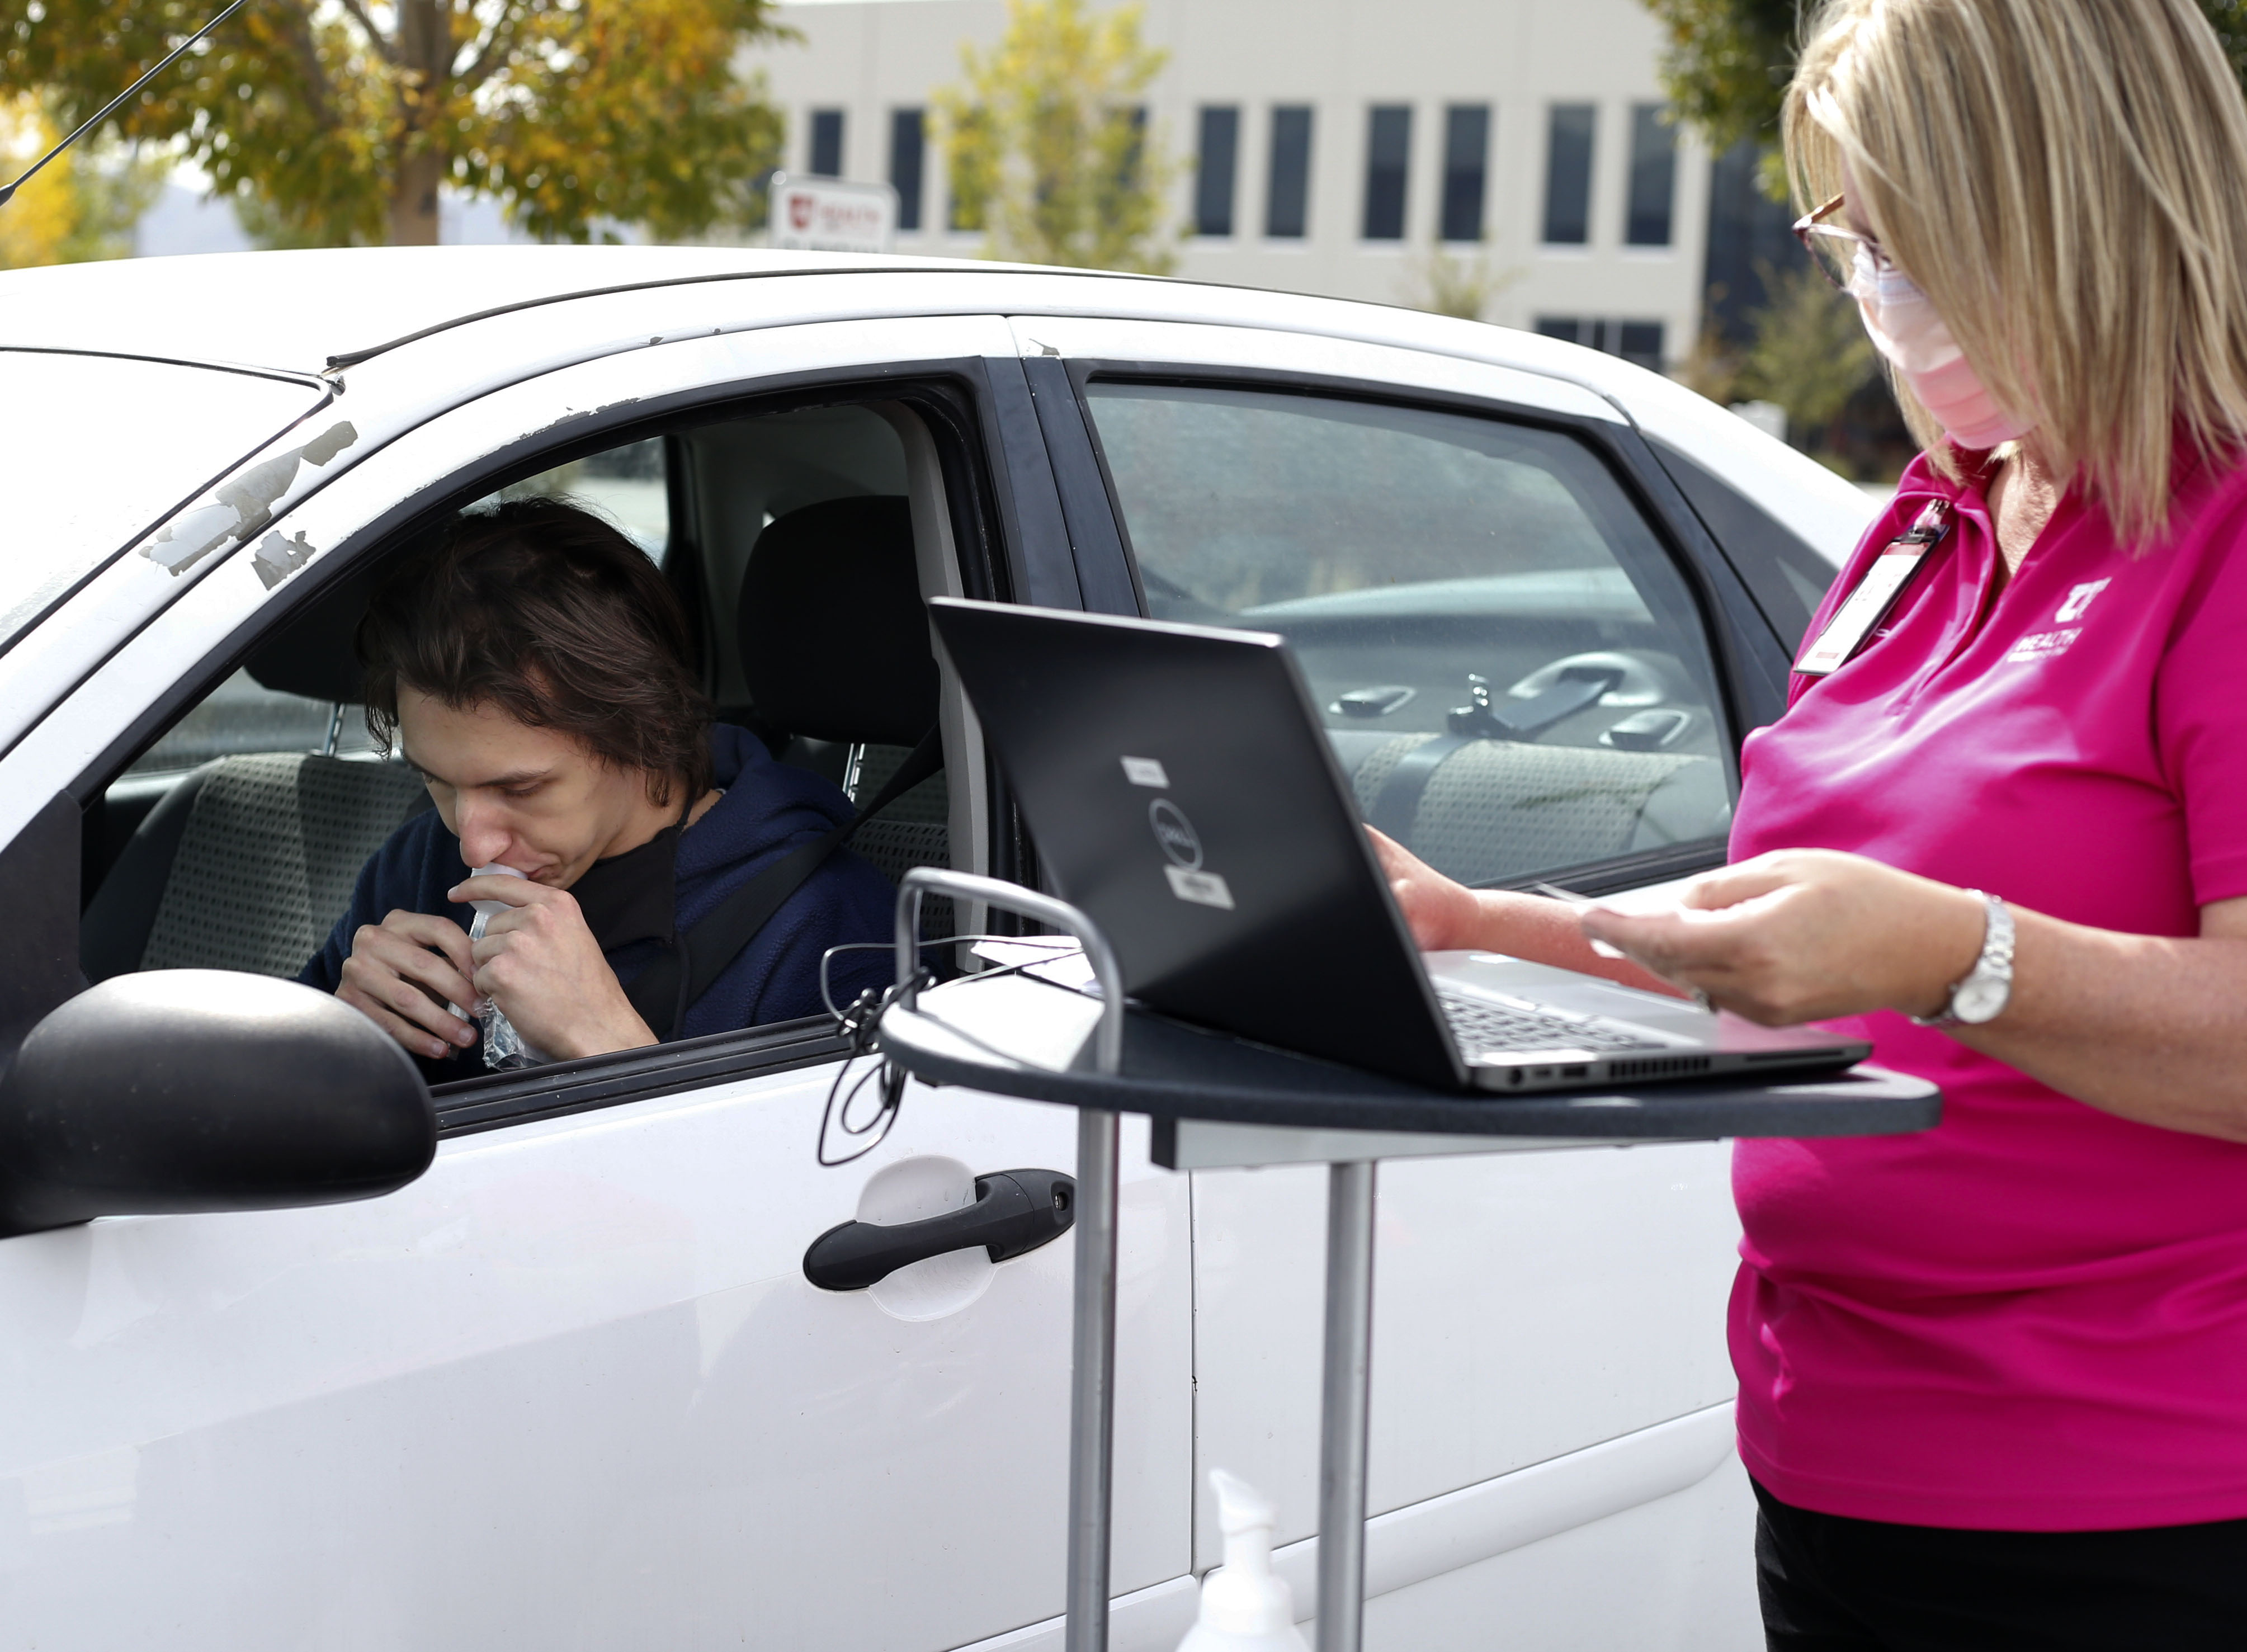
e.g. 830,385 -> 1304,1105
452,874 -> 658,1060
337,910 -> 482,1061
1575,849 -> 1985,1025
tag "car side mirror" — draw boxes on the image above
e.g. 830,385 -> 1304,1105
0,970 -> 435,1238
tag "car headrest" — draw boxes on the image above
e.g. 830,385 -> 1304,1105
242,552 -> 394,705
738,495 -> 938,747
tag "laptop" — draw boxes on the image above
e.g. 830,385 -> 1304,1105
927,598 -> 1869,1094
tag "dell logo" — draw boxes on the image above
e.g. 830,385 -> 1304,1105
1148,799 -> 1202,869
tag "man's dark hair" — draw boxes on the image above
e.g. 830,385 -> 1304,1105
358,497 -> 712,805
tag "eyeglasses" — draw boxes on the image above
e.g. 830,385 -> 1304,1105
1793,193 -> 1892,292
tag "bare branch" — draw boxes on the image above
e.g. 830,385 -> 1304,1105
334,0 -> 402,67
454,10 -> 527,95
270,2 -> 340,127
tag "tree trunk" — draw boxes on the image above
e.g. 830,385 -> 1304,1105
385,0 -> 447,246
389,148 -> 442,246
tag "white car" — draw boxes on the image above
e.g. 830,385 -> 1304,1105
0,248 -> 1873,1650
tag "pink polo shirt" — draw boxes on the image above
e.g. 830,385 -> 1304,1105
1729,447 -> 2247,1531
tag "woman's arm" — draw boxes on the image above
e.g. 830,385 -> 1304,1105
1371,829 -> 1687,999
1576,847 -> 2247,1145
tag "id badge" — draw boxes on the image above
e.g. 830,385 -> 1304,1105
1795,501 -> 1951,677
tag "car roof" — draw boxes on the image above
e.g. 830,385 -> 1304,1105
0,246 -> 1069,374
0,245 -> 1875,564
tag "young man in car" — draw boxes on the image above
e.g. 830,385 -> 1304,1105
301,497 -> 896,1072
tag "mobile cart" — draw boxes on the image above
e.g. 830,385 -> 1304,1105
878,870 -> 1941,1652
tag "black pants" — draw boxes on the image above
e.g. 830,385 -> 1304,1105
1753,1479 -> 2247,1650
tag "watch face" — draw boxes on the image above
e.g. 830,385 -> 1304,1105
1953,974 -> 2009,1024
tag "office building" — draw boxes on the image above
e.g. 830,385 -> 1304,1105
756,0 -> 1710,372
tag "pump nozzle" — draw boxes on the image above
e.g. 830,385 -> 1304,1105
1175,1470 -> 1309,1651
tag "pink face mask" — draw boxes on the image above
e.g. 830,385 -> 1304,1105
1849,246 -> 2033,450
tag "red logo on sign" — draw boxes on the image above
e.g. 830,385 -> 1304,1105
789,194 -> 815,230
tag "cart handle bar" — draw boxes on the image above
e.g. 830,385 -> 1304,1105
894,867 -> 1125,1078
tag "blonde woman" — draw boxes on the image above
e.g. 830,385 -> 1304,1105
1376,0 -> 2247,1639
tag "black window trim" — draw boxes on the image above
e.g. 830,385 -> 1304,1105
59,358 -> 1045,1135
1041,355 -> 1794,889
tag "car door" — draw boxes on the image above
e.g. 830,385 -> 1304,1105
0,311 -> 1191,1651
1008,315 -> 1767,1648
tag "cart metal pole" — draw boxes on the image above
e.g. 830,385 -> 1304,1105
1316,1159 -> 1377,1652
893,870 -> 1131,1652
1065,1105 -> 1121,1652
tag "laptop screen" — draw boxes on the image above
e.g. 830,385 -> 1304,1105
931,598 -> 1464,1089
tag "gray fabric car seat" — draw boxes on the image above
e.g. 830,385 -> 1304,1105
1350,734 -> 1729,887
81,559 -> 436,983
84,755 -> 433,982
736,495 -> 954,931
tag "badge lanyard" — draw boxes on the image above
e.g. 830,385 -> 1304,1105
1795,499 -> 1953,677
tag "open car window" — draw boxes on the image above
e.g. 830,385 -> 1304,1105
487,436 -> 670,562
1082,381 -> 1735,888
76,385 -> 983,1119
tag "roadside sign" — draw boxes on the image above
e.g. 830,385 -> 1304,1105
766,172 -> 898,254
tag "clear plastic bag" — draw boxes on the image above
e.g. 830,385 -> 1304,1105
459,864 -> 548,1071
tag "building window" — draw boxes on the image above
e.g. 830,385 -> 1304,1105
1541,103 -> 1595,245
1196,106 -> 1240,236
809,108 -> 845,178
1535,317 -> 1665,371
1361,105 -> 1411,241
1615,320 -> 1664,369
1626,103 -> 1676,247
1440,104 -> 1490,243
890,108 -> 926,231
1266,105 -> 1314,239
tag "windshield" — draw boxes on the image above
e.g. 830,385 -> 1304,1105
0,352 -> 324,654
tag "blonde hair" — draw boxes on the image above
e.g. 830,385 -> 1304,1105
1786,0 -> 2247,542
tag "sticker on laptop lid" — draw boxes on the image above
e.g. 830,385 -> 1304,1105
1165,866 -> 1235,909
1122,756 -> 1169,787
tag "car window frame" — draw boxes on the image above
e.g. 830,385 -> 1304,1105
1041,356 -> 1791,891
43,360 -> 1037,1135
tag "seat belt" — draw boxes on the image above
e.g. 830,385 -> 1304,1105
624,728 -> 945,1039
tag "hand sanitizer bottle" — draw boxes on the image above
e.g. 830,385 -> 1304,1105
1176,1470 -> 1310,1652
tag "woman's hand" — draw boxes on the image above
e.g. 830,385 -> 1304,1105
452,874 -> 659,1060
1366,827 -> 1685,997
1576,848 -> 1986,1025
1368,828 -> 1484,951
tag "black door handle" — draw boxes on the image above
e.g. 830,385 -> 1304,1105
802,1169 -> 1076,1291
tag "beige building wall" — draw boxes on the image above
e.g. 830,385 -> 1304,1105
750,0 -> 1708,367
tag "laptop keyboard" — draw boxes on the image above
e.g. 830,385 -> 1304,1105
1437,989 -> 1667,1056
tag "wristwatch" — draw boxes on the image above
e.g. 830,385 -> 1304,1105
1913,891 -> 2014,1027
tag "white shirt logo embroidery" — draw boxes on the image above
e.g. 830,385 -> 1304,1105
2007,579 -> 2112,663
2056,579 -> 2111,623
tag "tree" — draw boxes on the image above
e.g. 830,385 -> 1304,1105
1403,235 -> 1520,323
1642,0 -> 2247,196
934,0 -> 1176,273
0,0 -> 792,248
0,91 -> 162,266
1734,259 -> 1875,451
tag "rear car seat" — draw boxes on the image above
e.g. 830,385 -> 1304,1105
81,567 -> 432,982
735,495 -> 955,927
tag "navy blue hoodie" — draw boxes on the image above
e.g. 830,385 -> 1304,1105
301,725 -> 897,1076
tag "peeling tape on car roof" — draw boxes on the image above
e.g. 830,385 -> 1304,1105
140,420 -> 358,578
249,530 -> 318,591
